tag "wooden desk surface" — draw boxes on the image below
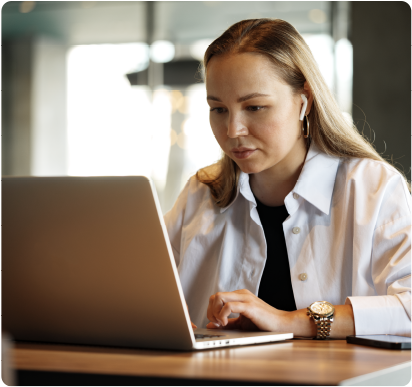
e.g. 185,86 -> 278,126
12,339 -> 411,385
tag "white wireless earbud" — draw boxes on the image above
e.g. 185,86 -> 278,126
300,94 -> 308,121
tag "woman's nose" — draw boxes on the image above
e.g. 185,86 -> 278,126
227,115 -> 248,138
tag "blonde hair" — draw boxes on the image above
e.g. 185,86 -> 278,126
196,18 -> 408,207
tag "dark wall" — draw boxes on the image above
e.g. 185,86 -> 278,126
352,1 -> 411,180
2,42 -> 13,175
2,38 -> 33,176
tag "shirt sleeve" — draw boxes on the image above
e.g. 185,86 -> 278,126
347,174 -> 411,337
163,179 -> 190,267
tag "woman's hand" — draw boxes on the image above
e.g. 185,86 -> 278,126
206,289 -> 290,332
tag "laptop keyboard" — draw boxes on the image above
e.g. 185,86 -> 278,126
195,334 -> 226,339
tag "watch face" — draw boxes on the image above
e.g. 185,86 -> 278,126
311,301 -> 333,315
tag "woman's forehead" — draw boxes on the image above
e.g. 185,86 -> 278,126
206,53 -> 290,98
207,52 -> 274,75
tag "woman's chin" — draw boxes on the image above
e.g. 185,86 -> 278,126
235,162 -> 263,175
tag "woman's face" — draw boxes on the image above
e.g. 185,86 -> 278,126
206,53 -> 307,176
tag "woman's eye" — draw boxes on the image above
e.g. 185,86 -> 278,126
210,107 -> 226,114
247,106 -> 264,112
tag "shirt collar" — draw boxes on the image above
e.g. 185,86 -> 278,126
291,142 -> 340,215
220,142 -> 340,215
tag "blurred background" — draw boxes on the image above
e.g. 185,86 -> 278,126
2,1 -> 410,214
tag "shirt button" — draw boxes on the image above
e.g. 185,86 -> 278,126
292,227 -> 301,234
293,193 -> 299,199
299,273 -> 308,281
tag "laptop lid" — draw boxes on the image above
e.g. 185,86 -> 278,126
2,176 -> 195,350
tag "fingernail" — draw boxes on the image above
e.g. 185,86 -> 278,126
213,322 -> 221,327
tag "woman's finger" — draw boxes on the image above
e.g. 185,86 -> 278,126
217,301 -> 249,325
220,317 -> 241,330
206,321 -> 221,329
206,317 -> 238,330
207,294 -> 222,326
210,291 -> 254,325
207,315 -> 259,331
208,292 -> 229,326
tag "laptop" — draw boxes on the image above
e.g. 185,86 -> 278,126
2,176 -> 293,350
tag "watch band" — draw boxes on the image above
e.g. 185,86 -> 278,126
313,316 -> 334,339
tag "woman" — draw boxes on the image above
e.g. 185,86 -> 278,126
164,19 -> 411,339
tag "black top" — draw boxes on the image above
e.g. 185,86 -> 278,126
254,196 -> 297,312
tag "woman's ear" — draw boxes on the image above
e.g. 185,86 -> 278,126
303,81 -> 314,115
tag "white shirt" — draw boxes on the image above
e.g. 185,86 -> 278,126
164,143 -> 411,335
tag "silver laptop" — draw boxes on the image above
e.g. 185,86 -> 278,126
2,176 -> 293,350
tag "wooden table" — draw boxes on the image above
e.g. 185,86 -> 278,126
11,339 -> 411,385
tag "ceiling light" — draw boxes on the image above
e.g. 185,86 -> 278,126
150,40 -> 175,63
309,9 -> 327,24
20,1 -> 35,13
190,39 -> 212,61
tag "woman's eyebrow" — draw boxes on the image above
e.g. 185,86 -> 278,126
207,95 -> 221,102
206,93 -> 270,103
237,93 -> 269,102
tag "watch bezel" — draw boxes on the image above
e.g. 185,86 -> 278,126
307,301 -> 335,318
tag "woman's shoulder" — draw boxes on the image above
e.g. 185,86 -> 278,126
168,164 -> 220,217
341,156 -> 408,187
163,170 -> 218,244
338,156 -> 411,214
188,166 -> 221,208
185,174 -> 212,201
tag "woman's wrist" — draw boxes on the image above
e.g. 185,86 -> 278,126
287,308 -> 317,338
329,304 -> 355,339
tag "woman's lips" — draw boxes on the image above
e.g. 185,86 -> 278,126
231,147 -> 256,159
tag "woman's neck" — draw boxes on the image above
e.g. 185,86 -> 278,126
250,143 -> 307,207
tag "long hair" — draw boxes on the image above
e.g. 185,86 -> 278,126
196,18 -> 408,207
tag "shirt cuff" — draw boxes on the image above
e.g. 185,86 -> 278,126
345,295 -> 411,337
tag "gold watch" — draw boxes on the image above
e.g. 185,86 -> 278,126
307,301 -> 335,339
